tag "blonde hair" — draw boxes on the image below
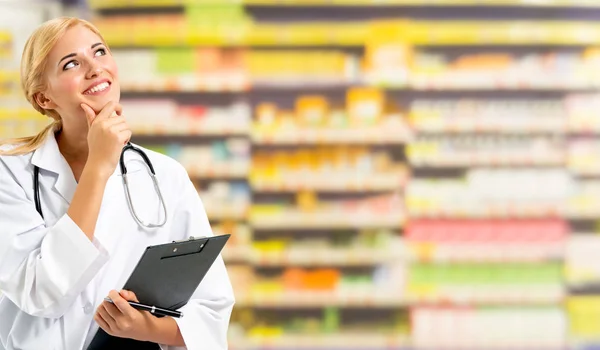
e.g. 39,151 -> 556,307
0,17 -> 107,156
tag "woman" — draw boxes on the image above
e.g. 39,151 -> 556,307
0,17 -> 235,350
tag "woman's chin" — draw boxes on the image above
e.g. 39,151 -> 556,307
81,96 -> 118,112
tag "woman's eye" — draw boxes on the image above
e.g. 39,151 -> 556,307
63,61 -> 77,70
95,48 -> 106,57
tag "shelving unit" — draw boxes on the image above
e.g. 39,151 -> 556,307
0,3 -> 60,140
87,0 -> 599,347
88,0 -> 600,8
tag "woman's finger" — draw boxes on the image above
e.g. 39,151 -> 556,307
103,301 -> 122,320
94,101 -> 119,122
103,115 -> 127,127
119,130 -> 132,145
97,304 -> 117,327
111,121 -> 130,133
120,290 -> 139,302
110,291 -> 139,320
94,312 -> 112,333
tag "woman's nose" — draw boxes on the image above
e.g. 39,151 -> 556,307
86,63 -> 103,79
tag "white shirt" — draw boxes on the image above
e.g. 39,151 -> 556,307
0,132 -> 235,350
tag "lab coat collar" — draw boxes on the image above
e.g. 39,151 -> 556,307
31,130 -> 77,204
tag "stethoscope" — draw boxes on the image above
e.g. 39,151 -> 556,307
33,142 -> 168,228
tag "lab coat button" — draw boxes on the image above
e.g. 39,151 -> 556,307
83,303 -> 93,314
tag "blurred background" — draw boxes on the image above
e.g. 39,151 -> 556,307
5,0 -> 600,349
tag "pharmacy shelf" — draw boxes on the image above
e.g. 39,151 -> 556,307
101,24 -> 367,47
406,293 -> 564,306
408,206 -> 563,219
120,84 -> 248,94
132,129 -> 250,138
119,81 -> 353,94
119,83 -> 600,94
99,21 -> 600,47
406,243 -> 565,263
236,292 -> 407,308
89,0 -> 600,9
236,292 -> 562,308
250,212 -> 405,230
206,206 -> 249,221
570,129 -> 600,135
568,283 -> 600,294
568,213 -> 600,220
252,128 -> 411,145
221,246 -> 253,263
229,334 -> 410,350
186,164 -> 249,179
251,173 -> 407,193
223,248 -> 401,266
410,158 -> 565,168
87,1 -> 590,346
407,81 -> 600,91
569,171 -> 600,178
414,128 -> 567,135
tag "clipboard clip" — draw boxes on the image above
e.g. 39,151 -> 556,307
172,236 -> 206,243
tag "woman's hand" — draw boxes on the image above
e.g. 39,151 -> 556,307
81,101 -> 132,179
94,289 -> 155,342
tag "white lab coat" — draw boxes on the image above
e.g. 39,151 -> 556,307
0,132 -> 235,350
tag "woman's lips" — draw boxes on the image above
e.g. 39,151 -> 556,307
83,81 -> 111,96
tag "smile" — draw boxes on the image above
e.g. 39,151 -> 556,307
83,81 -> 111,95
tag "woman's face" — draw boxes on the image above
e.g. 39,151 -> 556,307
39,24 -> 120,126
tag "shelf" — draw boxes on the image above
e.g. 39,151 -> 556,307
250,212 -> 404,230
415,130 -> 600,136
408,206 -> 563,219
229,334 -> 409,350
407,292 -> 564,306
223,247 -> 400,266
186,164 -> 249,179
570,129 -> 600,135
90,0 -> 600,9
206,206 -> 249,220
222,246 -> 253,263
120,81 -> 249,93
568,213 -> 600,220
410,158 -> 565,168
99,22 -> 368,47
570,171 -> 600,177
408,82 -> 600,91
236,291 -> 407,308
236,291 -> 562,308
406,21 -> 600,46
132,129 -> 250,138
120,81 -> 353,94
98,20 -> 600,47
414,128 -> 566,135
252,127 -> 411,145
251,173 -> 407,193
118,83 -> 600,94
407,243 -> 565,263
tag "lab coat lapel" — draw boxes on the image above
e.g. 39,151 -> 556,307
31,131 -> 77,204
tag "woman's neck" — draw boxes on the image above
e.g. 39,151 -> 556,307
56,128 -> 88,182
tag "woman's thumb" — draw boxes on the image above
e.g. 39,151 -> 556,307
121,289 -> 139,302
80,103 -> 96,126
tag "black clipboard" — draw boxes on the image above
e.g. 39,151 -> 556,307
87,234 -> 231,350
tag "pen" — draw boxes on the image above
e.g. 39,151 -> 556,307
104,297 -> 184,318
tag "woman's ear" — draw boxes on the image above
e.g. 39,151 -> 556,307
34,92 -> 57,110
